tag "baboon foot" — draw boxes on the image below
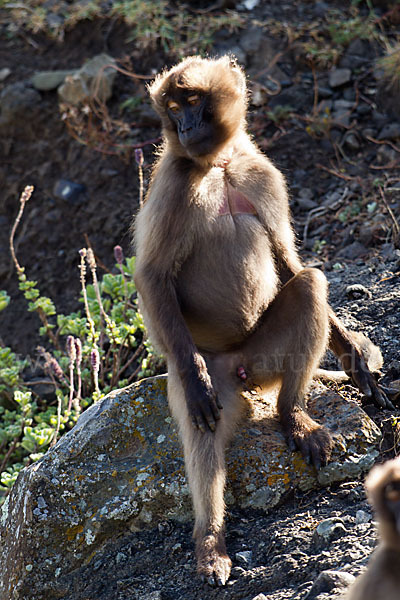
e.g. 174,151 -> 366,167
196,533 -> 232,586
282,408 -> 333,470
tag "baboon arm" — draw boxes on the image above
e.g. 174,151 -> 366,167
328,309 -> 389,407
135,265 -> 197,373
134,266 -> 222,431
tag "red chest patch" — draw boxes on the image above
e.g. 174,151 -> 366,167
218,180 -> 257,217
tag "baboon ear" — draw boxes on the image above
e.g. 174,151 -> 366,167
228,55 -> 246,95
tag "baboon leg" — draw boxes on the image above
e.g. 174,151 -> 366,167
241,268 -> 332,467
167,359 -> 243,586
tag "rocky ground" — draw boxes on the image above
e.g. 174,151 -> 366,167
1,0 -> 400,598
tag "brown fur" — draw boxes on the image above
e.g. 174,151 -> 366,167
133,56 -> 386,585
344,458 -> 400,600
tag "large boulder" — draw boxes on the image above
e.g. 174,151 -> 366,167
0,376 -> 381,599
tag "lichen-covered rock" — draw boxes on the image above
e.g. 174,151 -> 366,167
0,376 -> 381,599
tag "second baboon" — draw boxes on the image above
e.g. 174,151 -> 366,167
344,457 -> 400,600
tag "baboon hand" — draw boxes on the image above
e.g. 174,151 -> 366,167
347,352 -> 394,410
186,358 -> 223,433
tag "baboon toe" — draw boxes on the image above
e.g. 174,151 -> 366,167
197,535 -> 232,586
198,553 -> 232,586
284,409 -> 333,469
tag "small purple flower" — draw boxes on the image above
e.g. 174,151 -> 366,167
49,357 -> 64,381
86,248 -> 96,270
75,338 -> 82,366
91,348 -> 100,374
66,336 -> 76,363
135,148 -> 144,167
114,245 -> 124,265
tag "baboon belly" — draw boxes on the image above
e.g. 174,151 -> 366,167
177,217 -> 278,350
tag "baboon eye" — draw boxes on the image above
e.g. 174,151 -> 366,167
187,94 -> 201,106
167,100 -> 180,113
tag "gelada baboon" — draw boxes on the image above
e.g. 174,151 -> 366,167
133,56 -> 389,585
344,457 -> 400,600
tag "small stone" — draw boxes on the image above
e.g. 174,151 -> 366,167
329,68 -> 352,88
305,570 -> 356,599
235,550 -> 253,567
242,0 -> 260,9
343,133 -> 360,151
318,86 -> 333,99
356,510 -> 372,524
0,67 -> 11,82
252,595 -> 268,600
53,179 -> 86,203
357,104 -> 371,116
333,99 -> 353,111
345,284 -> 371,298
336,242 -> 368,260
332,111 -> 351,127
362,127 -> 377,139
313,518 -> 347,547
297,188 -> 318,211
377,144 -> 397,164
378,122 -> 400,141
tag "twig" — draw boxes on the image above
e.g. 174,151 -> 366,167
9,186 -> 34,275
315,163 -> 355,182
0,432 -> 22,475
116,342 -> 145,381
378,186 -> 400,244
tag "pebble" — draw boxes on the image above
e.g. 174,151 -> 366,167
313,518 -> 348,547
333,99 -> 353,111
53,179 -> 86,203
318,86 -> 333,98
236,550 -> 253,567
378,122 -> 400,140
343,132 -> 360,150
0,67 -> 11,82
297,188 -> 318,210
329,68 -> 352,88
335,242 -> 368,260
356,510 -> 372,524
305,570 -> 356,599
345,284 -> 372,298
251,595 -> 268,600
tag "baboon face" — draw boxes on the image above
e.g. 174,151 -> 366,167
166,91 -> 214,155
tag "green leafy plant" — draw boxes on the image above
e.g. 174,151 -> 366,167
0,186 -> 164,501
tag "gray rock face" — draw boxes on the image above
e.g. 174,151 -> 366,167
0,377 -> 381,599
58,53 -> 117,105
